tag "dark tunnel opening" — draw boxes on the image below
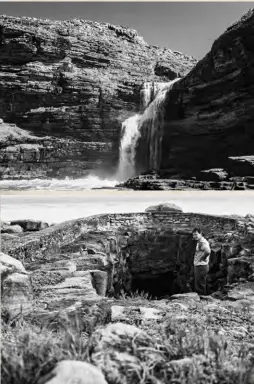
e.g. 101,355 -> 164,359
131,270 -> 181,299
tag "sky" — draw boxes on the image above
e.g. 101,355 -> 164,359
0,2 -> 252,59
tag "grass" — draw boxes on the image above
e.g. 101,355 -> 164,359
1,301 -> 254,384
119,289 -> 154,302
1,315 -> 89,384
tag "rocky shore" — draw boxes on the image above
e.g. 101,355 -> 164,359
1,206 -> 254,383
117,170 -> 254,190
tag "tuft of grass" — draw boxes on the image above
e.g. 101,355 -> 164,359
1,317 -> 89,384
119,289 -> 153,302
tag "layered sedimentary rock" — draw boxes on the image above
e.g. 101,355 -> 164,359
134,9 -> 254,188
0,15 -> 195,179
118,173 -> 252,190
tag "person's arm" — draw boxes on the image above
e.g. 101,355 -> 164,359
200,242 -> 211,262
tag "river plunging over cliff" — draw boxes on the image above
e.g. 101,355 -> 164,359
116,78 -> 180,181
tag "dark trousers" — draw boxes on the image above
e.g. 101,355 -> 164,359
194,265 -> 209,295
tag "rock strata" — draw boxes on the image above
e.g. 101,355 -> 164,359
0,15 -> 195,179
135,9 -> 254,186
118,173 -> 254,190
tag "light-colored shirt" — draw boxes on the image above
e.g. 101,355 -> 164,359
194,237 -> 211,266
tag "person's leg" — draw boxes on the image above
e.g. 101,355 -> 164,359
198,265 -> 209,295
194,266 -> 200,293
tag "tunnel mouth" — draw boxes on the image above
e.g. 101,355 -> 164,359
114,229 -> 225,300
131,270 -> 181,299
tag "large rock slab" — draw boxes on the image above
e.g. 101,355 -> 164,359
38,273 -> 100,310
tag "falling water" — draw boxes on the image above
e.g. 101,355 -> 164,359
116,114 -> 141,181
117,78 -> 180,181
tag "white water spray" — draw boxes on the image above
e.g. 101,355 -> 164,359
117,78 -> 180,181
0,176 -> 118,191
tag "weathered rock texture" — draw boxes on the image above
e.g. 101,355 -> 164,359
0,15 -> 195,179
134,9 -> 254,188
118,173 -> 252,190
0,252 -> 33,317
39,360 -> 107,384
2,211 -> 254,316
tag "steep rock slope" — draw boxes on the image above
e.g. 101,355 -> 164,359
134,9 -> 254,188
0,15 -> 196,179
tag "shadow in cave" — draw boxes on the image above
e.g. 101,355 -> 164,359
131,271 -> 180,299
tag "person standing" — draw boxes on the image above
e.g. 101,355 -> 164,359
192,228 -> 211,295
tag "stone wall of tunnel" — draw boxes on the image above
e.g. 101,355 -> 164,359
117,230 -> 232,298
3,211 -> 249,300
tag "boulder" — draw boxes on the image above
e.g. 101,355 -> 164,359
110,305 -> 163,322
228,156 -> 254,177
11,219 -> 49,232
1,224 -> 23,234
227,257 -> 251,284
89,322 -> 163,384
145,203 -> 183,212
199,169 -> 228,181
0,251 -> 26,274
38,360 -> 107,384
90,270 -> 108,296
1,252 -> 33,317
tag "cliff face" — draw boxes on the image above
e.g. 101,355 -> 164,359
158,9 -> 254,182
0,15 -> 196,179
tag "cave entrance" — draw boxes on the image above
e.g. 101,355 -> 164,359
124,230 -> 196,299
131,271 -> 180,299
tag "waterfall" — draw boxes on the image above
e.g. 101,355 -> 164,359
116,114 -> 141,181
117,78 -> 180,181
